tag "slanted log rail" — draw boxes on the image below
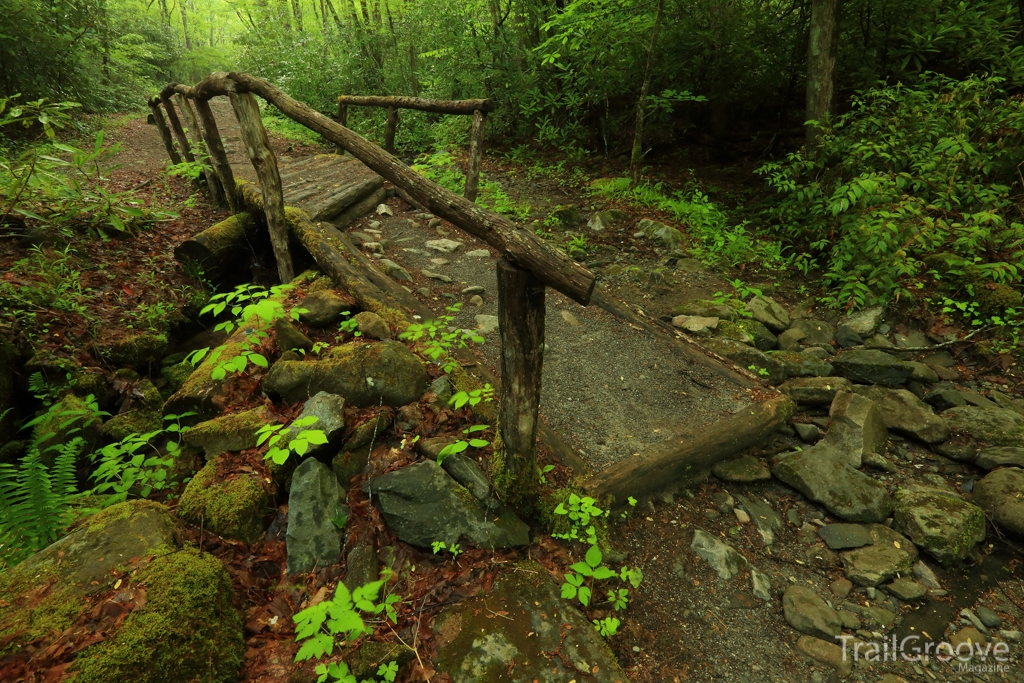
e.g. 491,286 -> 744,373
152,72 -> 592,504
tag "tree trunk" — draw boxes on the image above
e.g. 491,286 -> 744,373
464,109 -> 487,203
180,0 -> 192,51
335,95 -> 494,114
229,91 -> 295,283
383,106 -> 398,153
805,0 -> 840,160
292,0 -> 304,31
494,257 -> 545,506
629,0 -> 664,187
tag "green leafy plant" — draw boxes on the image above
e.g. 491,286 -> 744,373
165,160 -> 205,181
431,540 -> 463,559
256,415 -> 329,465
88,412 -> 195,506
448,384 -> 494,410
552,493 -> 604,542
187,284 -> 300,380
435,425 -> 491,465
538,464 -> 556,485
399,303 -> 484,374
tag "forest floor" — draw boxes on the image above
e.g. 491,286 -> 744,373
3,110 -> 1023,683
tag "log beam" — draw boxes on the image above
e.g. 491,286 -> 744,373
336,95 -> 494,114
465,109 -> 487,202
225,72 -> 595,305
229,91 -> 295,283
160,93 -> 195,163
148,97 -> 181,165
192,97 -> 240,213
495,258 -> 545,505
174,93 -> 225,206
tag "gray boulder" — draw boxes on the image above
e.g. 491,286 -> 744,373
671,315 -> 719,336
736,494 -> 783,545
263,340 -> 428,407
744,296 -> 790,333
298,290 -> 351,327
366,460 -> 529,548
972,467 -> 1024,537
893,485 -> 984,565
783,585 -> 841,639
287,458 -> 345,574
637,218 -> 683,250
851,386 -> 949,444
702,338 -> 786,384
974,447 -> 1024,470
817,524 -> 874,550
943,405 -> 1024,448
839,525 -> 917,586
737,319 -> 778,350
711,454 -> 771,482
821,391 -> 887,468
441,452 -> 500,510
842,306 -> 884,336
353,311 -> 391,340
295,391 -> 347,457
773,446 -> 892,522
788,320 -> 835,346
924,388 -> 966,412
778,377 -> 853,405
764,350 -> 833,379
777,328 -> 806,351
690,529 -> 748,579
381,259 -> 413,282
183,407 -> 268,459
832,349 -> 915,386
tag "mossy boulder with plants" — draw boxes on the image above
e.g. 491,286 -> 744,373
434,561 -> 626,683
71,547 -> 245,683
177,458 -> 271,543
977,282 -> 1023,316
101,379 -> 164,442
160,360 -> 194,394
0,500 -> 177,657
262,340 -> 428,407
182,406 -> 269,459
893,485 -> 985,565
91,331 -> 169,370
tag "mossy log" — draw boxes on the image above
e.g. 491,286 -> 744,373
173,212 -> 257,281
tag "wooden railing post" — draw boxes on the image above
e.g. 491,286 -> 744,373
383,106 -> 398,154
174,93 -> 225,206
465,109 -> 487,202
229,91 -> 295,283
337,102 -> 348,127
161,95 -> 195,163
148,97 -> 181,165
192,98 -> 239,213
495,257 -> 545,505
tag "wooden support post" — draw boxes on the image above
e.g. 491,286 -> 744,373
161,95 -> 195,163
465,109 -> 487,202
383,106 -> 398,154
192,98 -> 239,213
496,257 -> 545,506
229,91 -> 295,283
337,102 -> 348,127
148,98 -> 181,165
175,93 -> 225,205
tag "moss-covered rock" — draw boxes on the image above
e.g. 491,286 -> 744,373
102,409 -> 164,442
177,459 -> 270,543
434,561 -> 627,683
262,341 -> 428,407
160,361 -> 194,394
72,548 -> 244,683
893,486 -> 985,565
977,282 -> 1023,315
91,331 -> 169,370
0,500 -> 177,656
182,407 -> 268,459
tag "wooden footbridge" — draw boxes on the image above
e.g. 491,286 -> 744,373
152,72 -> 791,506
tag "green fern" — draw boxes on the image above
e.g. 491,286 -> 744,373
0,436 -> 83,569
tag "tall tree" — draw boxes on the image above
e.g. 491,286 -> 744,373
805,0 -> 840,159
630,0 -> 664,186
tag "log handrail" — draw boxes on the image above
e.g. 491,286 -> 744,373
335,95 -> 494,114
155,72 -> 595,305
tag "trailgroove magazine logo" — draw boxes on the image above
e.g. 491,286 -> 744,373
837,634 -> 1013,672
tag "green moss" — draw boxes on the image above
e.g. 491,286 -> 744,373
978,282 -> 1023,315
0,566 -> 85,656
716,320 -> 753,344
449,366 -> 496,421
177,460 -> 269,543
161,362 -> 193,394
83,499 -> 169,531
72,548 -> 244,683
92,331 -> 169,369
